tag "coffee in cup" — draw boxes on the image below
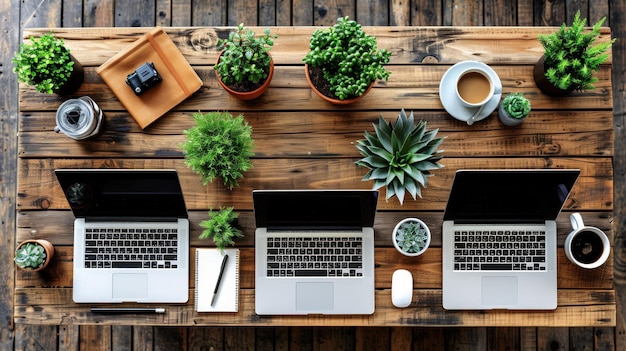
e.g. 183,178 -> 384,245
564,213 -> 610,269
455,69 -> 494,107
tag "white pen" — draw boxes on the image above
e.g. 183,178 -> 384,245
90,307 -> 165,314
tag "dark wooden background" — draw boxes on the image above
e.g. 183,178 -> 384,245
1,0 -> 625,350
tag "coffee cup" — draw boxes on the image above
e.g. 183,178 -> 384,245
564,213 -> 610,269
455,68 -> 497,108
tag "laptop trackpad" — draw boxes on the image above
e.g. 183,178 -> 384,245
296,282 -> 334,312
482,276 -> 518,307
112,273 -> 148,300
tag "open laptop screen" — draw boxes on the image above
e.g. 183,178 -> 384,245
253,190 -> 378,230
55,169 -> 188,219
443,169 -> 579,223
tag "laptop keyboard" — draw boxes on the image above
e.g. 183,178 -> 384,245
454,230 -> 546,271
266,236 -> 363,277
84,228 -> 178,269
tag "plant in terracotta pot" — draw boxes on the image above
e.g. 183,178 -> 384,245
181,111 -> 255,190
15,239 -> 55,271
392,218 -> 431,256
199,207 -> 243,253
214,23 -> 278,100
355,109 -> 445,205
12,32 -> 84,94
534,11 -> 615,95
302,16 -> 391,104
498,93 -> 531,126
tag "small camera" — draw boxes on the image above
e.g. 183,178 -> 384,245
126,62 -> 162,96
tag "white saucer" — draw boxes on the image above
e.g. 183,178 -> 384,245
439,61 -> 502,123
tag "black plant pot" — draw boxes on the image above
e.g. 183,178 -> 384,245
532,56 -> 573,96
55,54 -> 85,95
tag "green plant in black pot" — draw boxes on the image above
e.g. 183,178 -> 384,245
355,109 -> 445,205
214,24 -> 277,99
535,11 -> 615,94
12,33 -> 84,94
302,16 -> 391,103
181,111 -> 255,190
498,93 -> 531,126
199,207 -> 244,252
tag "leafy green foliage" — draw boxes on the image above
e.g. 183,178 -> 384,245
355,109 -> 445,205
15,242 -> 47,269
181,111 -> 255,190
12,33 -> 75,94
199,207 -> 243,252
501,93 -> 531,119
538,10 -> 615,91
395,220 -> 429,253
302,16 -> 391,100
214,24 -> 277,91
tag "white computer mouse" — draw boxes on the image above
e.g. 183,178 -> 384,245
391,269 -> 413,308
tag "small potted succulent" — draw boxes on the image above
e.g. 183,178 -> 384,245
15,239 -> 55,271
302,16 -> 391,104
498,93 -> 531,126
214,23 -> 278,100
12,32 -> 84,94
199,207 -> 244,252
355,109 -> 445,205
181,111 -> 255,190
392,218 -> 431,257
534,11 -> 615,95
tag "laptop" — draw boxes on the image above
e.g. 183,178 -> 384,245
442,169 -> 580,310
55,169 -> 190,303
253,189 -> 378,315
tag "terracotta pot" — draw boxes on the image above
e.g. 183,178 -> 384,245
304,64 -> 373,105
532,55 -> 572,96
55,54 -> 85,95
392,218 -> 431,257
15,239 -> 55,272
215,51 -> 274,100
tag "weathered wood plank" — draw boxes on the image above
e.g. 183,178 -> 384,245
114,0 -> 156,27
58,325 -> 80,351
79,325 -> 111,350
187,326 -> 223,351
83,0 -> 114,27
14,157 -> 614,211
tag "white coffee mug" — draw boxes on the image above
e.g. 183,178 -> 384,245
564,213 -> 610,269
455,68 -> 496,108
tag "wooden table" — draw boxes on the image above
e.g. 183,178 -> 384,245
15,26 -> 615,327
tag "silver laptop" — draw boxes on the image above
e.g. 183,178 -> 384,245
55,169 -> 190,303
442,169 -> 579,310
254,190 -> 378,315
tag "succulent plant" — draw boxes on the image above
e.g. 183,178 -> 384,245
12,33 -> 77,94
538,10 -> 615,91
181,111 -> 255,190
501,93 -> 531,119
355,109 -> 445,204
214,23 -> 277,92
395,220 -> 429,254
199,207 -> 244,252
15,242 -> 47,269
302,16 -> 391,100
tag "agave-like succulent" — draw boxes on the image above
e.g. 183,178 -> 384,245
355,109 -> 445,204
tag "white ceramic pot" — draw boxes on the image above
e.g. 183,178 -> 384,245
392,218 -> 431,257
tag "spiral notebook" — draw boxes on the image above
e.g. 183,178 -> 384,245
195,248 -> 240,312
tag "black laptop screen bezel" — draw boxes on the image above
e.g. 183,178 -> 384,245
253,190 -> 379,230
442,169 -> 580,223
55,169 -> 188,220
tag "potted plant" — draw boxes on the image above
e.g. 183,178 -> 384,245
302,16 -> 391,104
498,93 -> 531,126
214,23 -> 278,100
392,218 -> 431,256
181,111 -> 255,190
12,32 -> 84,94
15,239 -> 55,271
199,207 -> 244,252
534,11 -> 615,95
355,109 -> 445,205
